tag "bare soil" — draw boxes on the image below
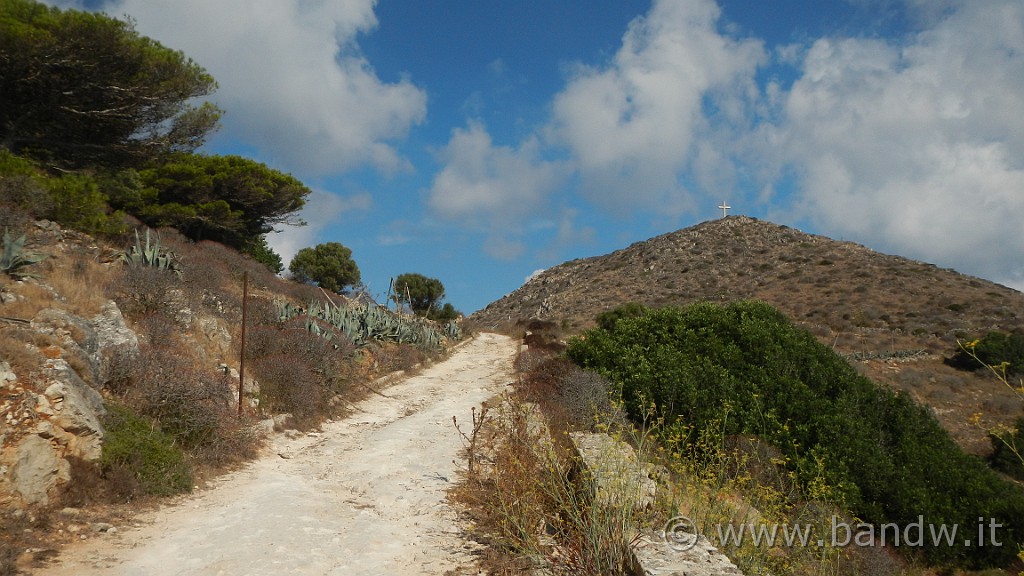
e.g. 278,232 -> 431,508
34,333 -> 517,576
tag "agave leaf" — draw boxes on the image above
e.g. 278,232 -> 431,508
1,228 -> 47,278
120,228 -> 182,277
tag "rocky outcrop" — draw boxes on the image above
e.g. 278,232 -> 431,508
569,432 -> 744,576
0,361 -> 14,386
10,434 -> 70,507
31,300 -> 139,389
1,301 -> 140,508
40,359 -> 106,460
570,432 -> 658,508
1,358 -> 108,507
90,300 -> 141,386
630,531 -> 744,576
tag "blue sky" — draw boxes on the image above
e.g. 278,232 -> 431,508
48,0 -> 1024,313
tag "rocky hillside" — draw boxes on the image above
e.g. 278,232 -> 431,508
472,216 -> 1024,453
1,220 -> 456,574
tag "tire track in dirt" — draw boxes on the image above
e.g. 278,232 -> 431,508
35,333 -> 517,576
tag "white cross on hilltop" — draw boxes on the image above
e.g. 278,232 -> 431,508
718,201 -> 731,218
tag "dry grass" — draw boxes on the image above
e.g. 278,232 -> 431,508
452,343 -> 657,575
0,331 -> 43,380
0,508 -> 55,576
0,281 -> 56,320
368,341 -> 428,374
246,320 -> 358,428
113,264 -> 181,318
451,394 -> 644,575
42,254 -> 116,317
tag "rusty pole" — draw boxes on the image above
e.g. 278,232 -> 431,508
238,271 -> 248,417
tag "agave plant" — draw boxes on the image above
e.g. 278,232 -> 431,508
444,320 -> 462,341
121,228 -> 182,277
276,296 -> 449,351
1,228 -> 47,279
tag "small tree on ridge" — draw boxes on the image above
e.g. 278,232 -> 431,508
289,242 -> 360,293
393,273 -> 445,317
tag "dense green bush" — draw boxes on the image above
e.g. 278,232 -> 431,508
947,331 -> 1024,376
100,403 -> 192,497
0,149 -> 38,177
44,173 -> 128,236
0,151 -> 126,235
990,415 -> 1024,481
594,301 -> 648,330
566,301 -> 1024,568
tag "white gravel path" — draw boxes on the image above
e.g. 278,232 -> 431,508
35,333 -> 517,576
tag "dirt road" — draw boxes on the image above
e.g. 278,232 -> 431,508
36,333 -> 517,576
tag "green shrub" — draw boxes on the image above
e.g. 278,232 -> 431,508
990,415 -> 1024,481
595,301 -> 648,330
44,173 -> 127,236
0,149 -> 39,177
100,403 -> 192,496
566,301 -> 1024,568
0,152 -> 52,228
948,331 -> 1024,376
1,151 -> 125,235
242,235 -> 284,274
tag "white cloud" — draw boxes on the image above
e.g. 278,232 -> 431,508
48,0 -> 426,175
535,209 -> 597,261
763,0 -> 1024,286
428,122 -> 569,260
425,0 -> 765,261
525,269 -> 546,284
267,190 -> 372,267
550,0 -> 764,215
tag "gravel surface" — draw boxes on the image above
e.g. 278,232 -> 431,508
35,333 -> 517,576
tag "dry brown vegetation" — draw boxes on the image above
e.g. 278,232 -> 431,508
1,219 -> 454,575
451,367 -> 644,574
471,216 -> 1024,455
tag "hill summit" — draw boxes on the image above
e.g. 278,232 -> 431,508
472,216 -> 1024,452
474,216 -> 1021,346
